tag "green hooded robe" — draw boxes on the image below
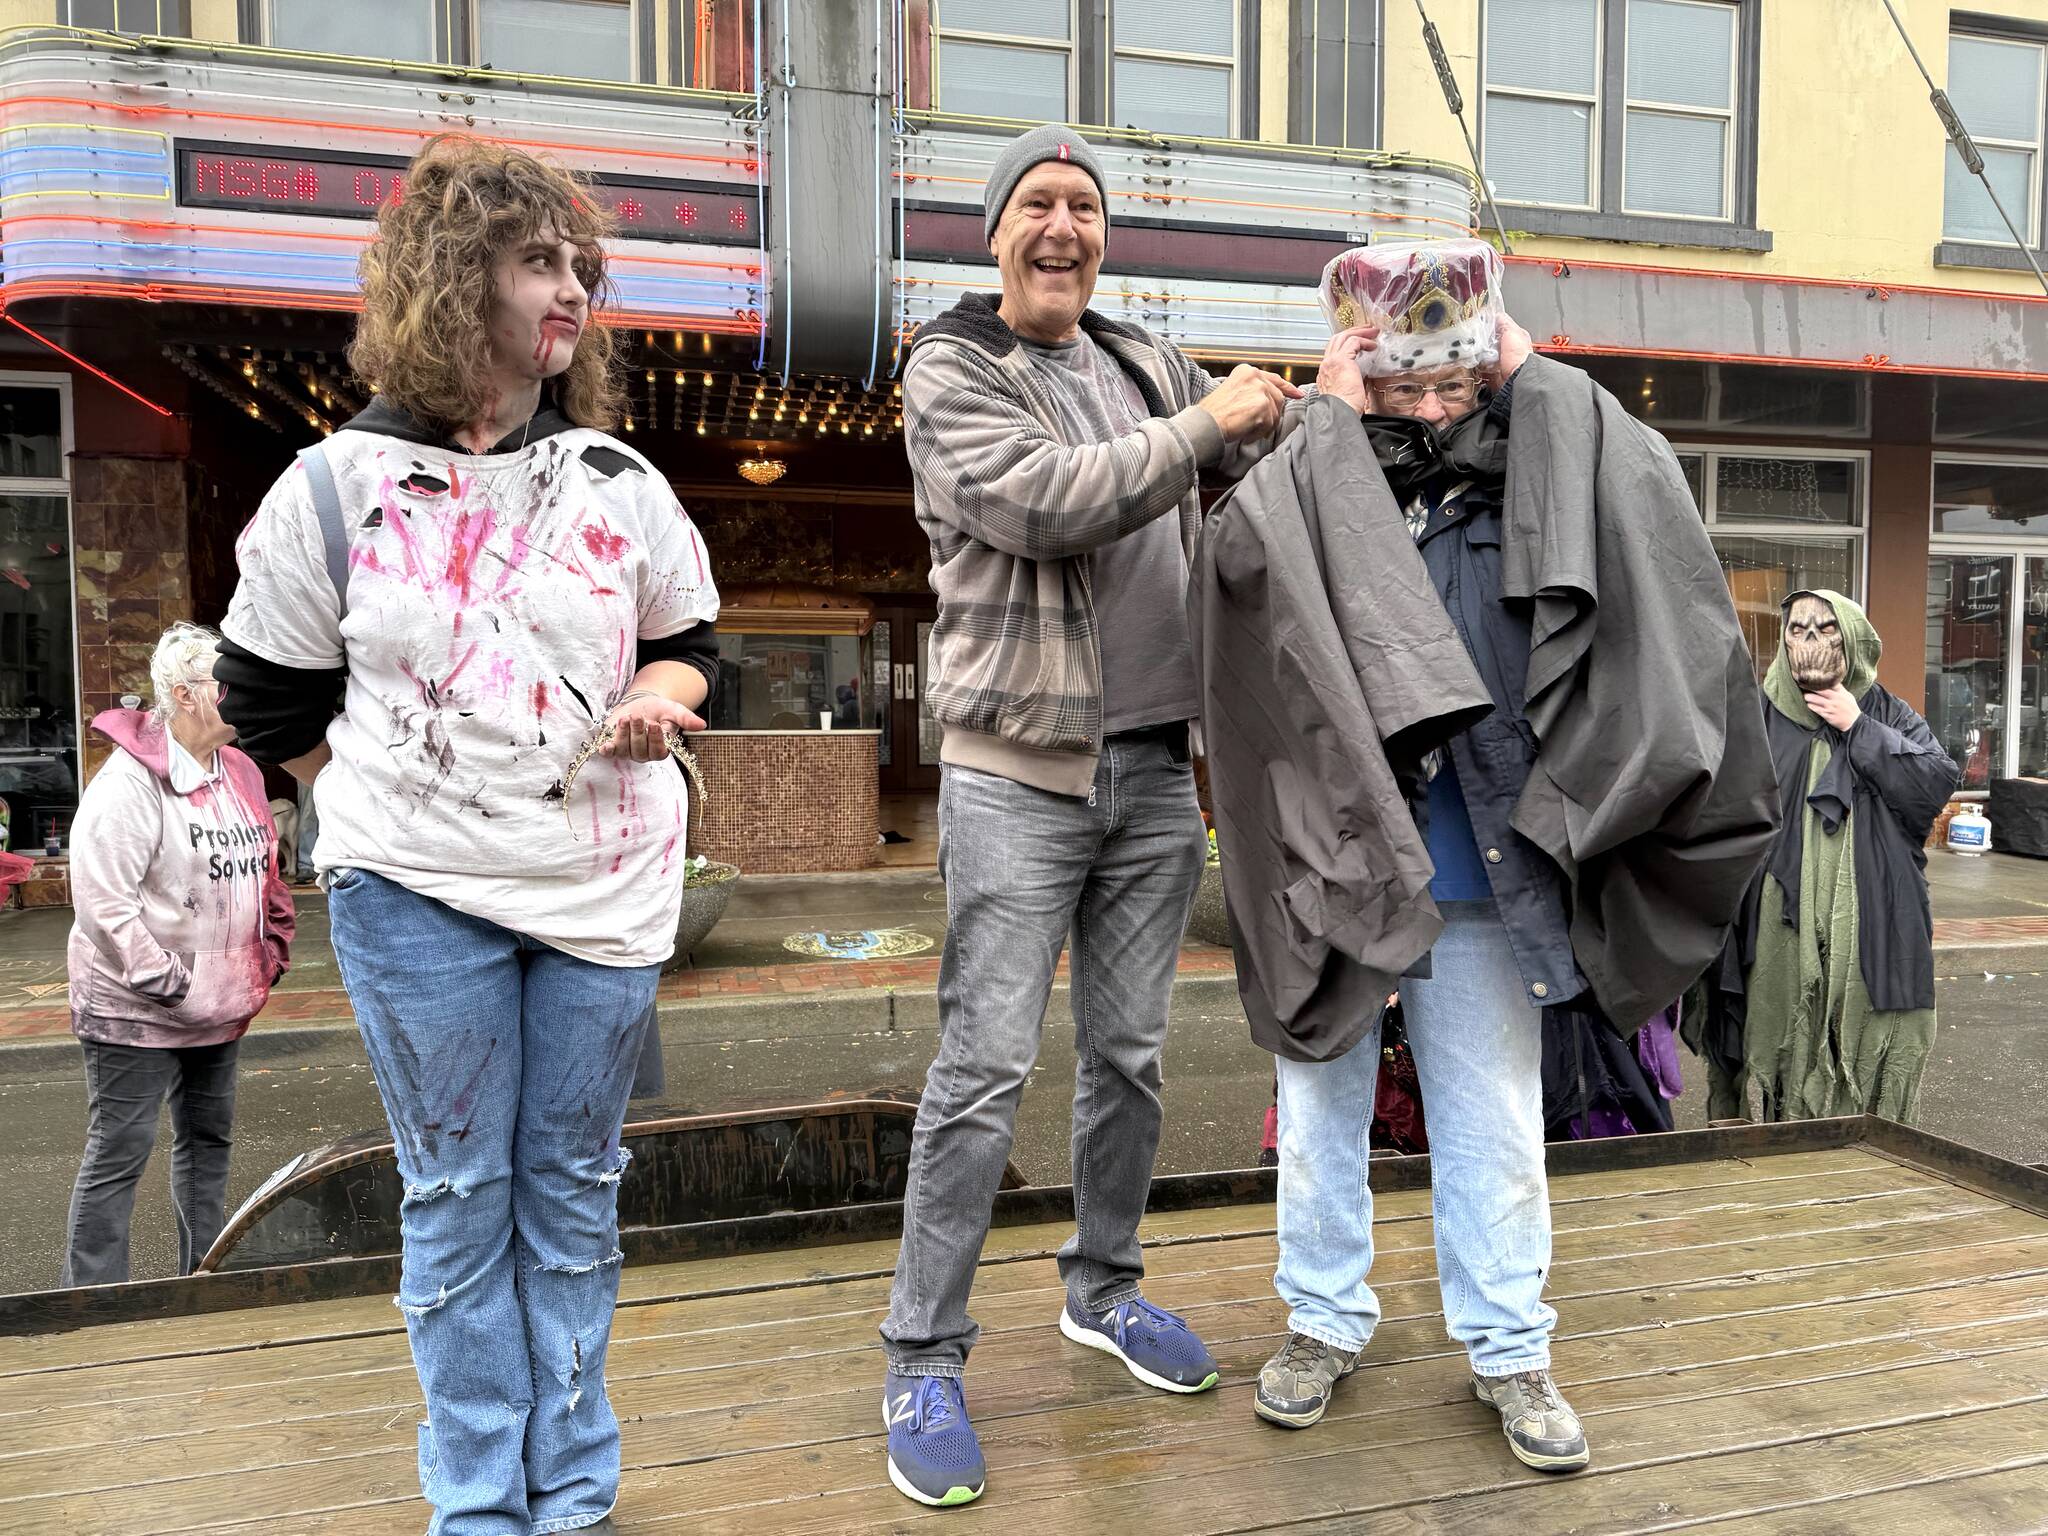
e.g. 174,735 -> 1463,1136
1738,591 -> 1941,1121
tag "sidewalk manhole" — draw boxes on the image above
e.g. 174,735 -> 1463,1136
783,927 -> 936,961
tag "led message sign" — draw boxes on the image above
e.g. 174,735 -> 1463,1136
175,140 -> 758,246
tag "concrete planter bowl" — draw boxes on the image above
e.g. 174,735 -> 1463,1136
1187,862 -> 1231,949
674,860 -> 740,963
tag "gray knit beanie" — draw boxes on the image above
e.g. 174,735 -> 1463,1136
982,124 -> 1109,242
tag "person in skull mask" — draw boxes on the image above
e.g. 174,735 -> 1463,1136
1698,591 -> 1959,1123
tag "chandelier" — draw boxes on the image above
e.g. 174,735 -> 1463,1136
737,457 -> 788,486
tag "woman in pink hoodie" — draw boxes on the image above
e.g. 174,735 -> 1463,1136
60,622 -> 295,1285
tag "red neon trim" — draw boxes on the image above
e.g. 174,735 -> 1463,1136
1504,251 -> 2048,309
1541,337 -> 2048,384
0,216 -> 766,276
0,311 -> 176,415
0,96 -> 759,172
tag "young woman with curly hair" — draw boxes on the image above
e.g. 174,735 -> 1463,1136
216,135 -> 720,1535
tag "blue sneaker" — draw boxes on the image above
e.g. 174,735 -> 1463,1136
1059,1294 -> 1220,1393
882,1371 -> 986,1507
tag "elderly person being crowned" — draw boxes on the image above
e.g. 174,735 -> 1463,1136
1191,239 -> 1779,1470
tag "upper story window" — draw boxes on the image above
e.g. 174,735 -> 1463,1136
1942,31 -> 2043,247
1482,0 -> 1762,247
477,0 -> 633,80
62,0 -> 186,31
929,1 -> 1077,124
1622,0 -> 1737,218
905,3 -> 1247,138
1110,0 -> 1237,139
1484,0 -> 1605,208
269,0 -> 437,63
264,0 -> 640,81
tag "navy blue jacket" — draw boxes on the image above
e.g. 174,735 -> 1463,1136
1392,380 -> 1588,1008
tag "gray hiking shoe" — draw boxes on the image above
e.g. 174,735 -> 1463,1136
1472,1369 -> 1590,1471
1254,1332 -> 1360,1428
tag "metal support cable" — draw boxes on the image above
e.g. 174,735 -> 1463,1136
1876,0 -> 2048,297
1411,0 -> 1513,253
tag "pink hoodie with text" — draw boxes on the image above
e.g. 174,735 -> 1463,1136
66,709 -> 295,1048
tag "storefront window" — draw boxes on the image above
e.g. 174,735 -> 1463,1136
1580,358 -> 1868,437
1714,536 -> 1861,683
478,0 -> 633,80
2023,559 -> 2048,779
1932,459 -> 2048,538
1926,555 -> 2010,791
269,0 -> 435,61
0,494 -> 78,855
1934,376 -> 2048,449
708,631 -> 870,731
0,389 -> 63,481
1714,455 -> 1859,526
917,620 -> 941,766
1674,446 -> 1866,679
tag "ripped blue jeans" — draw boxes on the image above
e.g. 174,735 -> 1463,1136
328,868 -> 660,1536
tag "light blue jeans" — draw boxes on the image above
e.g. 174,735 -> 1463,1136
1274,900 -> 1557,1377
328,868 -> 660,1536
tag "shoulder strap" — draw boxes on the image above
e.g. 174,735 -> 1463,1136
296,442 -> 349,620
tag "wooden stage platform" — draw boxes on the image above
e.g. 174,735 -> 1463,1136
4,1123 -> 2048,1532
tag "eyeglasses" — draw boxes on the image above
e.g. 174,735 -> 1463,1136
1377,376 -> 1481,410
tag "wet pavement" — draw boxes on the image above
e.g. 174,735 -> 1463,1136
2,849 -> 2043,1295
4,959 -> 2047,1296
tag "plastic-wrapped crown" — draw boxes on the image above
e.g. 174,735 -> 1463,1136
1318,239 -> 1504,378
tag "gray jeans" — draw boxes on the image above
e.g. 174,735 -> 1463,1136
61,1037 -> 240,1286
882,730 -> 1206,1374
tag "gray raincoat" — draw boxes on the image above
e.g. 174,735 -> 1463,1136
1190,395 -> 1492,1060
1195,359 -> 1779,1061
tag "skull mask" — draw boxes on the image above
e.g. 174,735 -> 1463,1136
1783,593 -> 1848,691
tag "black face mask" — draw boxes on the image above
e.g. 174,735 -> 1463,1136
1359,397 -> 1507,504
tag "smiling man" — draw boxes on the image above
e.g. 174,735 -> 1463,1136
876,124 -> 1315,1509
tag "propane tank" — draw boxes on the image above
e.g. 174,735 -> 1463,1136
1947,804 -> 1993,857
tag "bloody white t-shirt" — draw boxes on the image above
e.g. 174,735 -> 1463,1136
222,426 -> 719,966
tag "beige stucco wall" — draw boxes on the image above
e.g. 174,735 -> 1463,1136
1367,0 -> 2048,295
188,0 -> 237,43
0,2 -> 56,27
1259,0 -> 1289,142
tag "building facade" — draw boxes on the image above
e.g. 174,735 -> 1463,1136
0,0 -> 2043,890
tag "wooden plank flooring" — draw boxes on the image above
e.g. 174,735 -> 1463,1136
3,1146 -> 2047,1533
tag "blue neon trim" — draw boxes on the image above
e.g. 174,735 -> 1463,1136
0,143 -> 170,164
0,171 -> 171,191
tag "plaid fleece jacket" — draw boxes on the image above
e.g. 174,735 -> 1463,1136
904,292 -> 1286,797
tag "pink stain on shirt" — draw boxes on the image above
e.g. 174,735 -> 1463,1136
497,523 -> 534,595
441,506 -> 499,605
580,521 -> 631,564
443,640 -> 481,689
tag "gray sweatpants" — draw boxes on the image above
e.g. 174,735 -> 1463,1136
61,1036 -> 241,1286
